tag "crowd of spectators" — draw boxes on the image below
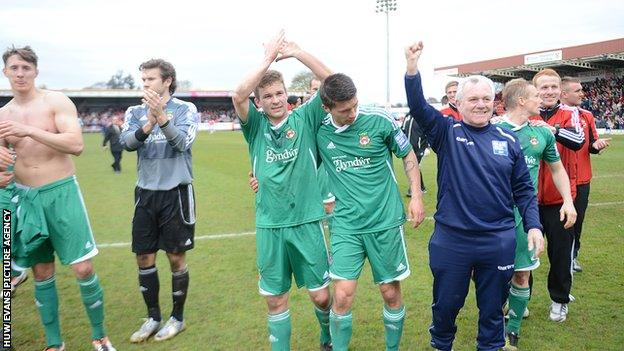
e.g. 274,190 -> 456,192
199,107 -> 236,122
77,75 -> 623,131
581,76 -> 624,129
77,106 -> 237,132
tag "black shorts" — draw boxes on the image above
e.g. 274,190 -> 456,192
132,184 -> 196,254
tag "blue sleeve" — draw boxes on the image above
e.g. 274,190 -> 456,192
120,107 -> 143,151
160,102 -> 199,152
510,142 -> 543,231
404,73 -> 449,153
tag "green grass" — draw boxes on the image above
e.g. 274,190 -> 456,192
10,132 -> 624,350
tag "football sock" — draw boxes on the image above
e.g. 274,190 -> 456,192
138,265 -> 161,321
314,304 -> 331,344
78,273 -> 105,340
507,284 -> 530,334
383,305 -> 405,351
268,309 -> 291,351
329,309 -> 353,351
34,276 -> 62,348
171,265 -> 189,321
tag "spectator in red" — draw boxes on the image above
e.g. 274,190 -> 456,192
560,77 -> 610,272
440,81 -> 461,121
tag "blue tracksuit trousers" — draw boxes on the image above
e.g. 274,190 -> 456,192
428,223 -> 515,351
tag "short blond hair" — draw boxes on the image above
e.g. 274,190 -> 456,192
502,78 -> 532,110
445,81 -> 458,93
532,68 -> 560,86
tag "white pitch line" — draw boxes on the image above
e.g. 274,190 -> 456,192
593,174 -> 623,179
97,231 -> 256,248
97,217 -> 436,249
588,201 -> 624,207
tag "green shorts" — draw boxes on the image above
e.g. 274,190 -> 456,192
256,220 -> 330,296
12,176 -> 97,269
514,210 -> 540,271
330,226 -> 410,284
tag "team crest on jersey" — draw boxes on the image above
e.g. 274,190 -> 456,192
530,136 -> 539,146
285,128 -> 296,139
359,132 -> 370,147
166,110 -> 174,120
492,140 -> 508,156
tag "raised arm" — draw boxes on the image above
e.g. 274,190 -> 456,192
546,160 -> 577,229
0,91 -> 83,155
231,30 -> 285,123
404,41 -> 449,152
277,41 -> 333,81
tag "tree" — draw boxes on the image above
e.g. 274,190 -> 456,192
289,71 -> 314,92
106,70 -> 136,89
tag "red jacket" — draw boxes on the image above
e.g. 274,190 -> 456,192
576,108 -> 599,184
529,105 -> 583,205
440,104 -> 461,121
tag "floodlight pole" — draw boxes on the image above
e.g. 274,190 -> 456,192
376,0 -> 397,108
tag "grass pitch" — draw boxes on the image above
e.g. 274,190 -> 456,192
10,132 -> 624,350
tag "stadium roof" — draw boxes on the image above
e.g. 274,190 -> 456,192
434,38 -> 624,82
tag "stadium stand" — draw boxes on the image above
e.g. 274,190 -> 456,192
435,38 -> 624,128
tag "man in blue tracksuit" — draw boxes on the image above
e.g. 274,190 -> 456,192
404,42 -> 545,351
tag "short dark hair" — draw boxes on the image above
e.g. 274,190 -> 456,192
320,73 -> 357,108
139,59 -> 177,95
287,95 -> 299,105
561,76 -> 582,91
255,70 -> 285,97
3,46 -> 38,67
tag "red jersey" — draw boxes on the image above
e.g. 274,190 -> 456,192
576,108 -> 599,184
440,104 -> 461,121
529,105 -> 583,205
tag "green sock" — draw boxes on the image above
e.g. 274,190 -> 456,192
314,304 -> 331,344
329,310 -> 352,351
34,276 -> 62,348
267,309 -> 291,351
507,284 -> 530,334
383,305 -> 405,351
78,274 -> 105,340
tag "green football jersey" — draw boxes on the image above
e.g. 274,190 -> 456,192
496,117 -> 560,227
240,93 -> 327,228
316,106 -> 412,234
317,163 -> 334,204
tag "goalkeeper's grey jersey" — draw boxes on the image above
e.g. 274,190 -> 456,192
120,97 -> 199,190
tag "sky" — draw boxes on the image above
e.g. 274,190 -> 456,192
1,0 -> 623,105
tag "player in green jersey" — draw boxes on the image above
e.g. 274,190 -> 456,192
316,73 -> 426,351
495,78 -> 576,350
232,31 -> 334,351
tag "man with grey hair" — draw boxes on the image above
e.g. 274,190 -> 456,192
404,42 -> 544,351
